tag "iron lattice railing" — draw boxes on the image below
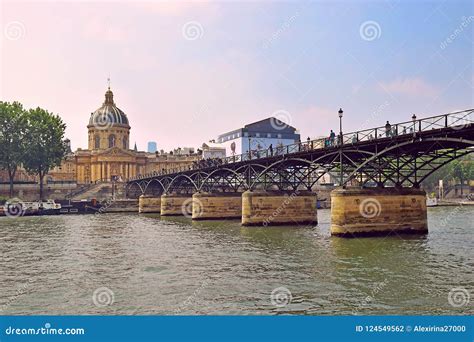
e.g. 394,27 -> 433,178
129,109 -> 473,181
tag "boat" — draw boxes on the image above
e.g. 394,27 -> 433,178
56,199 -> 103,214
426,197 -> 438,207
0,200 -> 61,216
38,200 -> 62,215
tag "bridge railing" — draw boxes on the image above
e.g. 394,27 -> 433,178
127,109 -> 473,181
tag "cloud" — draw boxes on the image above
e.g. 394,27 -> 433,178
380,77 -> 439,97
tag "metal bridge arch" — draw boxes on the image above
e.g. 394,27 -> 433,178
346,137 -> 474,186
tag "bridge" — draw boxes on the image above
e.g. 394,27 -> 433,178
126,109 -> 473,237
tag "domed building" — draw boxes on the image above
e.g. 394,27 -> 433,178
60,86 -> 147,184
88,87 -> 130,150
46,86 -> 200,185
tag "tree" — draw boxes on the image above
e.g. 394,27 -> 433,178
421,155 -> 474,196
451,157 -> 474,196
0,102 -> 28,197
22,107 -> 67,200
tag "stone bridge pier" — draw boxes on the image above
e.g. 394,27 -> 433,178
191,192 -> 242,220
330,187 -> 428,237
160,193 -> 193,216
138,194 -> 162,213
241,190 -> 318,226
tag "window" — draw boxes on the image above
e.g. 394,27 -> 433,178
256,133 -> 260,137
108,134 -> 116,148
244,132 -> 248,137
94,135 -> 100,149
267,133 -> 271,138
123,137 -> 127,149
277,134 -> 282,138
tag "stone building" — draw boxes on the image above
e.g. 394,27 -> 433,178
1,87 -> 199,185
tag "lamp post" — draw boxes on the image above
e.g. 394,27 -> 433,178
338,108 -> 344,187
412,114 -> 417,137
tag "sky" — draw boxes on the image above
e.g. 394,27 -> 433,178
1,0 -> 473,152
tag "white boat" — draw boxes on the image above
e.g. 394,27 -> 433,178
19,200 -> 61,215
426,197 -> 438,207
39,199 -> 61,210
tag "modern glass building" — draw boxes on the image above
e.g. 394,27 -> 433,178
147,141 -> 157,153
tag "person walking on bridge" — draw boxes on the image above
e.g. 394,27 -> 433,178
268,144 -> 273,157
329,130 -> 336,146
385,121 -> 391,137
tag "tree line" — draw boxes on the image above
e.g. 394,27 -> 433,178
0,101 -> 67,199
422,155 -> 474,196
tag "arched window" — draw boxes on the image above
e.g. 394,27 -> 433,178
108,134 -> 116,148
94,135 -> 100,149
123,137 -> 127,149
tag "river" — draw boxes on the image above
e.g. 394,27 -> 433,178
0,207 -> 472,315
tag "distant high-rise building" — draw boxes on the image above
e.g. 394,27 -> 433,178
147,141 -> 157,153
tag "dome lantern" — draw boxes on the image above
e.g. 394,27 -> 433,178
88,87 -> 130,129
104,88 -> 114,105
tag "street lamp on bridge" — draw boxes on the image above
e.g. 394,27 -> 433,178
412,114 -> 417,137
338,108 -> 344,187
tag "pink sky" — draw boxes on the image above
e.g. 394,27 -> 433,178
1,1 -> 472,151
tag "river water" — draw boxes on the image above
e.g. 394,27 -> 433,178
0,207 -> 472,315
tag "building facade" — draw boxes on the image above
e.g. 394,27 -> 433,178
0,87 -> 199,185
216,117 -> 300,157
202,142 -> 226,159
